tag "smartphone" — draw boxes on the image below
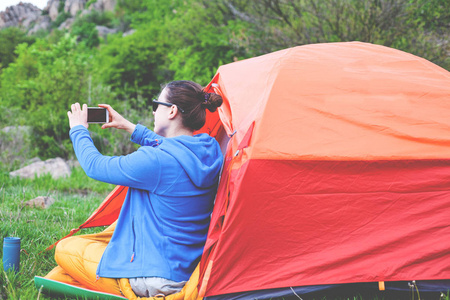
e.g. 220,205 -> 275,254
87,107 -> 109,123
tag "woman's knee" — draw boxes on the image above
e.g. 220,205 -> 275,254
56,236 -> 107,265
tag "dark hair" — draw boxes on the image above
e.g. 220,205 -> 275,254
164,80 -> 223,130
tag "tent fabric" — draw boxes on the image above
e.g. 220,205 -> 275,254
46,185 -> 128,251
198,42 -> 450,297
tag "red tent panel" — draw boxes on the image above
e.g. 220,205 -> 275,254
46,185 -> 128,250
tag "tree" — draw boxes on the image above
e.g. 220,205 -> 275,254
215,0 -> 449,70
0,27 -> 35,71
0,35 -> 94,158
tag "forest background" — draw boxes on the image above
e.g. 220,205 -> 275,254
0,0 -> 449,169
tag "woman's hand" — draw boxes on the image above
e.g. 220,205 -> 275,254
99,104 -> 136,134
68,103 -> 88,129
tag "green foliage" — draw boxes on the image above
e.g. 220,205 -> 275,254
46,28 -> 68,45
0,36 -> 93,158
86,0 -> 98,9
165,1 -> 246,84
215,0 -> 449,70
113,0 -> 139,32
95,27 -> 171,102
70,10 -> 116,48
97,0 -> 244,102
52,11 -> 72,29
403,0 -> 450,69
0,27 -> 35,71
409,0 -> 450,32
73,9 -> 114,27
0,32 -> 150,162
71,21 -> 100,48
58,0 -> 65,13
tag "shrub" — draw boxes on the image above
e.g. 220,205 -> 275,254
0,36 -> 93,158
0,27 -> 35,72
71,22 -> 100,48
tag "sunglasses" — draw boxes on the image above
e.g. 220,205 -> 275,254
152,99 -> 185,113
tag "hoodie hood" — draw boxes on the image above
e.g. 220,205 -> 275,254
143,133 -> 223,188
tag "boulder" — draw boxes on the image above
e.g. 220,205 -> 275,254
28,15 -> 51,34
122,29 -> 135,37
67,159 -> 80,169
58,17 -> 74,30
88,0 -> 116,12
21,10 -> 39,28
10,157 -> 71,179
0,3 -> 41,29
25,196 -> 55,209
1,125 -> 32,135
27,157 -> 42,164
44,0 -> 61,21
0,0 -> 119,35
96,25 -> 117,38
64,0 -> 87,16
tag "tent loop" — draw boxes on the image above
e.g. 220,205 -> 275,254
289,287 -> 303,300
234,150 -> 240,157
230,130 -> 237,137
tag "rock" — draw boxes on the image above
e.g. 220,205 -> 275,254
58,17 -> 74,30
96,25 -> 117,38
44,0 -> 60,21
64,0 -> 87,16
28,15 -> 51,34
122,29 -> 135,37
0,3 -> 41,29
88,0 -> 116,12
0,0 -> 119,35
10,157 -> 71,179
67,159 -> 80,169
27,157 -> 42,164
25,196 -> 55,209
21,10 -> 39,28
1,125 -> 32,135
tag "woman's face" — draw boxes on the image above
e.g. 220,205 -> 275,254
153,87 -> 171,136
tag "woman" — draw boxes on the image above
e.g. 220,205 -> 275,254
47,81 -> 223,297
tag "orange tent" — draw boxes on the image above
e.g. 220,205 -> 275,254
49,42 -> 450,299
199,41 -> 450,298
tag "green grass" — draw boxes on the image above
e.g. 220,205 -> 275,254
0,166 -> 114,299
0,167 -> 449,300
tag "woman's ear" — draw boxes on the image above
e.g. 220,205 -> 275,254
167,105 -> 178,120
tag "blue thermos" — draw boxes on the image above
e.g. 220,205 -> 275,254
3,237 -> 21,273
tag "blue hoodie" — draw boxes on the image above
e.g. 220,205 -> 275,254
69,124 -> 223,281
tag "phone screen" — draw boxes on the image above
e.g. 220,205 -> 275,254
87,107 -> 108,123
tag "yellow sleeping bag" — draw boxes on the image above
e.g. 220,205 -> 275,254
45,222 -> 201,300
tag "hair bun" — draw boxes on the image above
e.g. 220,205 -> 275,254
202,92 -> 223,112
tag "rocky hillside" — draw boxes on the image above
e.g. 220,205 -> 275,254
0,0 -> 116,34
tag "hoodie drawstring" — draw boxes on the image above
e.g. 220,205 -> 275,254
131,217 -> 136,262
